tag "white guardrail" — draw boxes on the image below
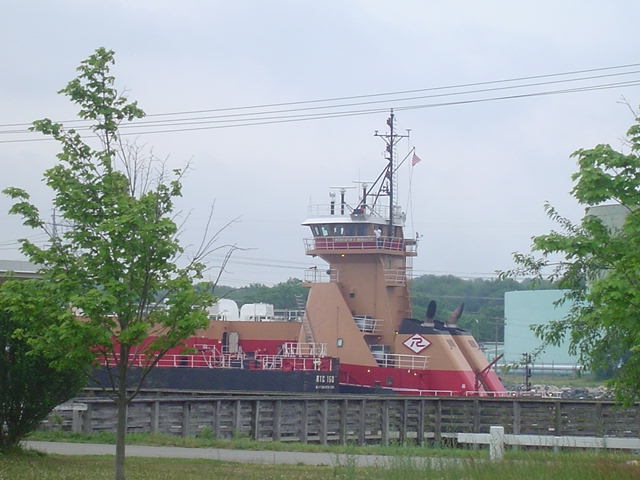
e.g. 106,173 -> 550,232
458,426 -> 640,461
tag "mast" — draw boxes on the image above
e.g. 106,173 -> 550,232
374,109 -> 408,231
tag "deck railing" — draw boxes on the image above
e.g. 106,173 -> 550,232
383,268 -> 407,285
353,316 -> 383,334
374,353 -> 428,369
99,341 -> 331,372
281,342 -> 327,357
304,236 -> 415,254
303,267 -> 338,283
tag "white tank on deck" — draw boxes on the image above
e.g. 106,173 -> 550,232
207,298 -> 240,321
239,302 -> 275,322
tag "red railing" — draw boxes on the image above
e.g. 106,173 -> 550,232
304,236 -> 413,254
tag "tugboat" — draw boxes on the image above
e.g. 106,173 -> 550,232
103,112 -> 504,396
300,111 -> 505,395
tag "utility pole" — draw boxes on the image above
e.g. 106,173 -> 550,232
51,208 -> 59,239
522,353 -> 532,391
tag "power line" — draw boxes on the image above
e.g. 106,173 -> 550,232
4,61 -> 638,128
52,68 -> 640,129
207,252 -> 504,281
1,63 -> 639,143
2,79 -> 637,143
140,62 -> 640,117
47,70 -> 639,132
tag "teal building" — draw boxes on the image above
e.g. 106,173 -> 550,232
504,289 -> 579,371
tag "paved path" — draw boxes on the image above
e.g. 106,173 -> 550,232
23,441 -> 459,469
24,441 -> 382,467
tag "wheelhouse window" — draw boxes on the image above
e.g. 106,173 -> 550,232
310,223 -> 370,237
311,225 -> 329,236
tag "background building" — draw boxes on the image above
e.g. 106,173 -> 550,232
0,259 -> 38,283
504,289 -> 579,372
502,203 -> 628,373
586,203 -> 628,231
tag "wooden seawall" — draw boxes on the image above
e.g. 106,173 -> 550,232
49,393 -> 640,446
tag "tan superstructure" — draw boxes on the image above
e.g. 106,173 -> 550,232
299,112 -> 505,395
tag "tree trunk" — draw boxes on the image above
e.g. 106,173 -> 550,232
115,348 -> 129,480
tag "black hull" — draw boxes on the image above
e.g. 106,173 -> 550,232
92,366 -> 339,394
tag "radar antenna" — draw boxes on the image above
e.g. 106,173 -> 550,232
329,186 -> 355,215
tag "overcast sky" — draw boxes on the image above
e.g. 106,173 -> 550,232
2,1 -> 639,287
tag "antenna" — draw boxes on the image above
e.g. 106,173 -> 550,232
374,110 -> 409,230
329,186 -> 355,215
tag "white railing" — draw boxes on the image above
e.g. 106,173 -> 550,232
281,342 -> 326,357
384,388 -> 516,397
257,355 -> 323,371
353,315 -> 383,333
216,354 -> 246,368
148,352 -> 326,371
273,309 -> 305,322
306,203 -> 400,220
304,267 -> 338,283
306,204 -> 355,217
459,426 -> 640,461
383,268 -> 406,285
103,341 -> 329,371
374,353 -> 428,369
256,355 -> 283,370
102,352 -> 224,369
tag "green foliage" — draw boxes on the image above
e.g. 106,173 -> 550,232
201,278 -> 309,311
409,275 -> 541,342
0,280 -> 86,450
213,275 -> 550,344
4,47 -> 213,388
3,47 -> 215,478
509,107 -> 640,404
222,278 -> 308,308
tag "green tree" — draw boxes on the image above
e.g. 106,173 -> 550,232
507,107 -> 640,404
409,275 -> 528,343
224,278 -> 308,308
4,48 -> 214,479
0,279 -> 86,451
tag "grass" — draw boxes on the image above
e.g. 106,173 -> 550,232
1,447 -> 639,480
19,430 -> 640,479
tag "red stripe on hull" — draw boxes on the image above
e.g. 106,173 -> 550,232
339,363 -> 484,396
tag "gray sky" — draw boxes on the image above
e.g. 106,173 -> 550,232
2,1 -> 639,287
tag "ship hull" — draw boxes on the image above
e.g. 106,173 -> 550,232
93,365 -> 339,394
92,365 -> 489,396
338,363 -> 482,396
